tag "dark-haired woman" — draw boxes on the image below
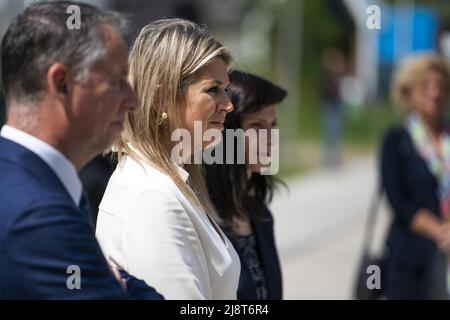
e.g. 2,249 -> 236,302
205,70 -> 287,300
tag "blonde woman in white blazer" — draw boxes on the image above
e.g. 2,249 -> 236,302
95,19 -> 240,300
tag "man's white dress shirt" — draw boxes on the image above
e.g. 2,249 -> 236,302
0,125 -> 82,205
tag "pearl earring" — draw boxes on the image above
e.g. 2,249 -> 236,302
158,112 -> 168,125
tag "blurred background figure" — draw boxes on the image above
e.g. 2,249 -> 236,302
381,54 -> 450,299
205,70 -> 287,300
321,47 -> 347,168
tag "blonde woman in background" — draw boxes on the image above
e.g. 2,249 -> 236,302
95,19 -> 240,299
381,54 -> 450,299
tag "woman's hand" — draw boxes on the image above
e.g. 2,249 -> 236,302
411,208 -> 450,252
109,264 -> 127,290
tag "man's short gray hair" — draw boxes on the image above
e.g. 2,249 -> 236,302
1,1 -> 130,104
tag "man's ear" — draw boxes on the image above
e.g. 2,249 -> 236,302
46,63 -> 71,99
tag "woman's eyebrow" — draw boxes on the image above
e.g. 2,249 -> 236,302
204,79 -> 230,86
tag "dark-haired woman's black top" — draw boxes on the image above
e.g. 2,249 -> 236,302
381,126 -> 448,299
225,206 -> 283,300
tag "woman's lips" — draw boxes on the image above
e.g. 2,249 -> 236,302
209,121 -> 224,130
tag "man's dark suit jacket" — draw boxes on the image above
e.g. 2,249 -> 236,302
0,137 -> 162,299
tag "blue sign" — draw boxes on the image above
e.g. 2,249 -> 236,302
379,5 -> 438,64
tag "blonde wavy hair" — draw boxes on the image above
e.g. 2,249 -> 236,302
391,53 -> 450,111
112,18 -> 232,222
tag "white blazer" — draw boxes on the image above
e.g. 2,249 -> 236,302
95,155 -> 240,300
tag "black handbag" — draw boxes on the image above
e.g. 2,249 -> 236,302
354,186 -> 389,300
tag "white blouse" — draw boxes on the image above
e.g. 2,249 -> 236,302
95,155 -> 240,299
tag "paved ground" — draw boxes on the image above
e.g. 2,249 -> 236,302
270,154 -> 391,299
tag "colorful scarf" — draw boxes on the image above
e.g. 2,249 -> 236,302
405,113 -> 450,220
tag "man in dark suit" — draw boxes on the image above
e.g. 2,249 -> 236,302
0,1 -> 162,299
